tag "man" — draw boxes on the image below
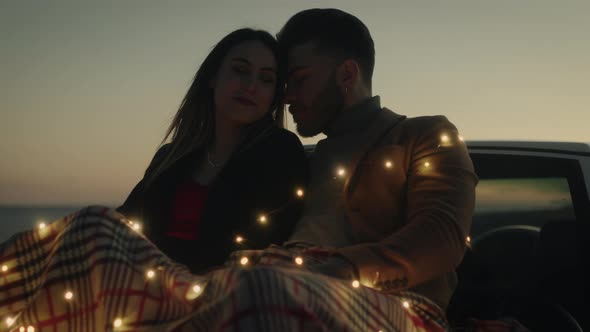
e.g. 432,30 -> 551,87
278,8 -> 478,311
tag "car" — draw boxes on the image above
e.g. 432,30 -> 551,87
451,141 -> 589,332
305,141 -> 590,332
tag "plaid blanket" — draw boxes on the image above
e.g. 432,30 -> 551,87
0,206 -> 451,331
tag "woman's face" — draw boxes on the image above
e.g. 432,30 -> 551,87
212,40 -> 278,127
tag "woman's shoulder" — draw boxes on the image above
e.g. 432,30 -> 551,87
156,142 -> 172,154
143,143 -> 174,176
239,126 -> 305,164
263,126 -> 303,148
151,143 -> 172,163
250,128 -> 305,161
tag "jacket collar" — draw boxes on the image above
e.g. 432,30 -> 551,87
342,105 -> 407,194
324,96 -> 382,137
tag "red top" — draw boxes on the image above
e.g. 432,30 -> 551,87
166,178 -> 209,241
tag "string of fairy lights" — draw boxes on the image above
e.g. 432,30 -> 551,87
1,132 -> 470,331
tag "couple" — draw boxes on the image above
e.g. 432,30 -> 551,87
121,7 -> 476,310
0,8 -> 478,331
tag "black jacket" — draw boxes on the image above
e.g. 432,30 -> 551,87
117,126 -> 308,273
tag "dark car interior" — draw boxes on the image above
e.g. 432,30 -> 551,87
448,153 -> 590,331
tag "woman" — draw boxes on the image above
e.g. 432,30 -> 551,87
117,28 -> 308,273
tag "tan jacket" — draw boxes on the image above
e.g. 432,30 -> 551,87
335,106 -> 478,310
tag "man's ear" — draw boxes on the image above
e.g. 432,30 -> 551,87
335,59 -> 360,91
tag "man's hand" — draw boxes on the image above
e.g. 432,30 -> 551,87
303,248 -> 360,280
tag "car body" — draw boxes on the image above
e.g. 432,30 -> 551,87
455,141 -> 589,332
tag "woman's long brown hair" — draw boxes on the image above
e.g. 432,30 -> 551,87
145,28 -> 286,187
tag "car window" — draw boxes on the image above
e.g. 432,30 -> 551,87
471,177 -> 576,237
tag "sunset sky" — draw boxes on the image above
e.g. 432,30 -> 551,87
1,0 -> 588,206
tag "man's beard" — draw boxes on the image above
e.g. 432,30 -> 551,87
296,74 -> 345,137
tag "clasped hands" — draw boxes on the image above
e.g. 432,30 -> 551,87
228,245 -> 359,281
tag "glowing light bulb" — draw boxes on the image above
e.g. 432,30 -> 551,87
294,257 -> 304,265
6,317 -> 15,327
185,282 -> 205,300
235,236 -> 244,243
1,265 -> 7,272
466,236 -> 471,243
336,167 -> 346,177
240,257 -> 249,265
27,327 -> 35,332
64,291 -> 73,301
458,135 -> 464,142
296,188 -> 304,198
38,222 -> 46,230
384,160 -> 393,169
424,162 -> 431,168
441,134 -> 450,143
258,215 -> 267,225
132,222 -> 142,231
402,301 -> 410,309
192,284 -> 202,293
113,318 -> 122,328
146,270 -> 155,279
352,280 -> 360,288
20,327 -> 25,332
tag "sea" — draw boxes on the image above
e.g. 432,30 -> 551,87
0,206 -> 86,243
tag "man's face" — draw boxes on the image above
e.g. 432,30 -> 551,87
285,42 -> 345,137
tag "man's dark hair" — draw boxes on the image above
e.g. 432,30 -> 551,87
277,8 -> 375,89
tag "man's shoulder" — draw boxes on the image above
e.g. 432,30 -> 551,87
377,109 -> 461,148
381,108 -> 451,128
379,108 -> 455,133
